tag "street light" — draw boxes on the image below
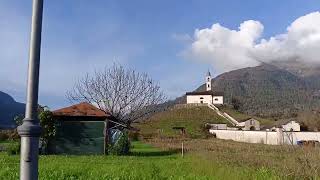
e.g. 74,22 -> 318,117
17,0 -> 43,179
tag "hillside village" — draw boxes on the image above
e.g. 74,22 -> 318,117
188,71 -> 320,145
138,70 -> 320,146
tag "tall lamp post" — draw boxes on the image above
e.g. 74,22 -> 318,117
17,0 -> 43,179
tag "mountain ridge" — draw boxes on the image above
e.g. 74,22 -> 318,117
0,91 -> 25,128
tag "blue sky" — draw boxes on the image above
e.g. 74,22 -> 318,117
1,0 -> 320,109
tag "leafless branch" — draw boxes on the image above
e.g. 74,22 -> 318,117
67,63 -> 166,124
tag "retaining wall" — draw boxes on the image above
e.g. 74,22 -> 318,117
209,129 -> 320,145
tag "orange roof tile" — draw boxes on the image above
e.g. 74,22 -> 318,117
52,102 -> 109,117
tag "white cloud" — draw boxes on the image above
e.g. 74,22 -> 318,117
185,11 -> 320,73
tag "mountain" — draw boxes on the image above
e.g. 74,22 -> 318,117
270,60 -> 320,90
0,91 -> 25,128
175,63 -> 320,118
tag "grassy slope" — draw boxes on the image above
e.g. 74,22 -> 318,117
219,106 -> 275,127
135,106 -> 275,138
0,141 -> 281,180
135,106 -> 229,138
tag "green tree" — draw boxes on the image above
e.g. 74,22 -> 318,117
38,107 -> 56,154
231,97 -> 242,110
14,114 -> 24,126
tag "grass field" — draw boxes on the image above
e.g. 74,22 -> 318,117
1,140 -> 319,179
0,141 -> 283,180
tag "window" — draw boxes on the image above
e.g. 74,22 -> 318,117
208,84 -> 210,88
214,98 -> 218,101
200,97 -> 204,99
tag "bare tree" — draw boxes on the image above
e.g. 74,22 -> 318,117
67,64 -> 166,124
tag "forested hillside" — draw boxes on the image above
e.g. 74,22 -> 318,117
175,63 -> 320,118
0,91 -> 24,128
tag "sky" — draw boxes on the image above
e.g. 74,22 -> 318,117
0,0 -> 320,109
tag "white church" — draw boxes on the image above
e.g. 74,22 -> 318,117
186,71 -> 224,105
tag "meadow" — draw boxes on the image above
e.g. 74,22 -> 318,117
1,140 -> 319,180
135,106 -> 275,139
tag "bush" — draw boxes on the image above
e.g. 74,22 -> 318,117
0,132 -> 9,141
108,131 -> 130,155
8,130 -> 20,140
128,131 -> 140,141
6,142 -> 20,155
0,130 -> 20,141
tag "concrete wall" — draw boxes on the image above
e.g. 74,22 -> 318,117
209,129 -> 320,145
209,124 -> 227,130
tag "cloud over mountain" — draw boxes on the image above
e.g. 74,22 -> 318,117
185,12 -> 320,73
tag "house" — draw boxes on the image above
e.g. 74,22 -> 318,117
266,120 -> 301,132
50,102 -> 112,155
186,71 -> 224,105
282,120 -> 300,131
238,118 -> 260,131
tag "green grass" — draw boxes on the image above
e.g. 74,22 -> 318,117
219,106 -> 275,126
0,141 -> 282,180
135,106 -> 277,138
0,140 -> 18,151
135,106 -> 230,138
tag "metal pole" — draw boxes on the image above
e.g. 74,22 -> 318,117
17,0 -> 43,179
181,142 -> 184,157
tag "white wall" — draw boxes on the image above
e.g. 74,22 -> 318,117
212,96 -> 223,105
209,129 -> 320,145
282,121 -> 300,131
186,95 -> 223,104
187,95 -> 212,104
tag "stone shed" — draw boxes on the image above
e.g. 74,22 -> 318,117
239,118 -> 260,131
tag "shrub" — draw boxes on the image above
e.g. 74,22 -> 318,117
108,131 -> 130,155
8,130 -> 20,140
6,142 -> 20,155
0,132 -> 9,141
128,131 -> 140,141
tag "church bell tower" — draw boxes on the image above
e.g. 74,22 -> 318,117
206,70 -> 212,91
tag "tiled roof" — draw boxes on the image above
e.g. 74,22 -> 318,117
52,102 -> 109,117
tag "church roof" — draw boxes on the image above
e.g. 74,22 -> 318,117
52,102 -> 110,117
186,91 -> 224,96
206,70 -> 211,77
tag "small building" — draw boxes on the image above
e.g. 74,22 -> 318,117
186,71 -> 224,105
50,102 -> 112,155
238,118 -> 260,131
282,120 -> 300,132
266,120 -> 301,132
207,123 -> 227,130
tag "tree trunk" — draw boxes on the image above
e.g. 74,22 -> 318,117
104,120 -> 109,155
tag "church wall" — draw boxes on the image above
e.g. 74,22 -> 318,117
187,95 -> 212,104
212,96 -> 223,105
